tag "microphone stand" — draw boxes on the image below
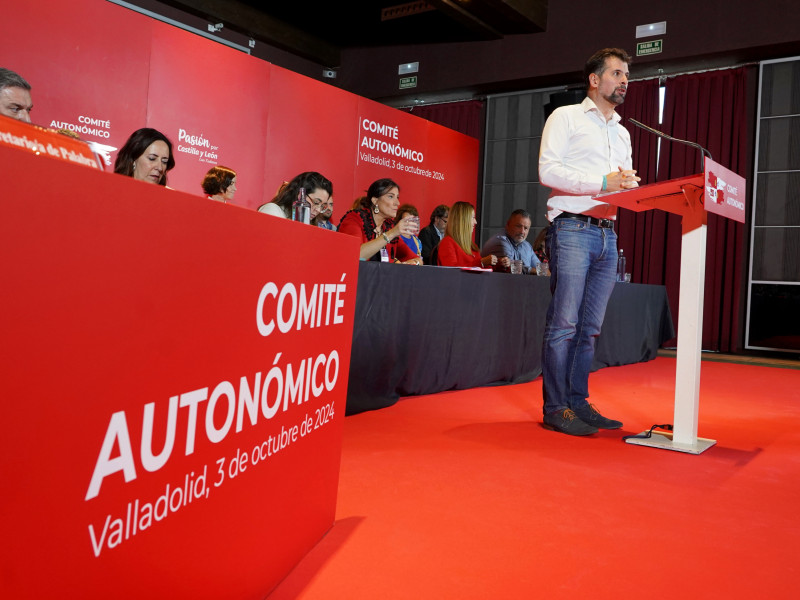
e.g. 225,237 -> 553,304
628,118 -> 712,174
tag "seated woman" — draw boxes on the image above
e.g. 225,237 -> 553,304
257,172 -> 331,221
338,178 -> 420,264
436,201 -> 498,268
202,166 -> 237,203
114,128 -> 175,186
396,203 -> 423,262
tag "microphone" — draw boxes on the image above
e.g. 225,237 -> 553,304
628,118 -> 712,173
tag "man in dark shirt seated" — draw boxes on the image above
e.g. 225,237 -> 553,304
419,204 -> 448,264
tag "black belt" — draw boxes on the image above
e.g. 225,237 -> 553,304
555,212 -> 615,229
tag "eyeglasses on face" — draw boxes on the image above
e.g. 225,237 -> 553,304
308,196 -> 331,208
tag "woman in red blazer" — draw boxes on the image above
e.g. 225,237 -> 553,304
436,201 -> 498,268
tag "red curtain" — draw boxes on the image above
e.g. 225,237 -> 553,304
615,78 -> 663,287
615,68 -> 750,352
404,100 -> 484,139
657,68 -> 749,352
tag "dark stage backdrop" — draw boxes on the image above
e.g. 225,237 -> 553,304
403,100 -> 485,140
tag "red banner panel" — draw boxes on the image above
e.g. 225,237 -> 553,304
263,65 -> 360,215
146,23 -> 271,209
0,0 -> 152,168
0,0 -> 478,220
355,98 -> 432,216
422,120 -> 481,217
0,146 -> 360,599
354,98 -> 479,222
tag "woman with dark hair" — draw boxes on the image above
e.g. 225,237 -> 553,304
202,166 -> 237,203
258,171 -> 332,221
338,178 -> 420,263
436,201 -> 498,268
114,128 -> 175,186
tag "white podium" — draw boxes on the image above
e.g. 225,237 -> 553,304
603,158 -> 746,454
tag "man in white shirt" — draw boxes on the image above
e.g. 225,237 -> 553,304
538,48 -> 640,436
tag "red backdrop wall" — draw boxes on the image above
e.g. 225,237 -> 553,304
0,0 -> 478,222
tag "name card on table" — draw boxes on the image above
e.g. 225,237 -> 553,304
0,113 -> 103,169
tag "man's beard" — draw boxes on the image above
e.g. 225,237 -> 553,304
605,88 -> 626,106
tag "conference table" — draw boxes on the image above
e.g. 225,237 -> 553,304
346,261 -> 675,415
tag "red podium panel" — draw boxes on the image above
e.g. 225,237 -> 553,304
0,144 -> 360,598
601,174 -> 704,214
601,158 -> 745,453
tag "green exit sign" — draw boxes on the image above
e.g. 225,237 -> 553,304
399,76 -> 417,89
636,40 -> 663,56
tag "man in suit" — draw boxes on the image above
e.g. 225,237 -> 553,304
419,204 -> 448,264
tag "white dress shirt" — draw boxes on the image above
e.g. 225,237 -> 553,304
539,96 -> 632,221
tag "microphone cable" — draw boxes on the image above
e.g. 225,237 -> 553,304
622,423 -> 674,442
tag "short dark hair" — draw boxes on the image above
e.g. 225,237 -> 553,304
397,203 -> 419,219
429,204 -> 449,226
0,68 -> 31,92
359,178 -> 400,211
584,48 -> 632,91
270,171 -> 334,216
509,209 -> 531,221
202,166 -> 236,195
114,128 -> 175,187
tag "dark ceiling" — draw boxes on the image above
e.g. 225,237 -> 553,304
161,0 -> 548,66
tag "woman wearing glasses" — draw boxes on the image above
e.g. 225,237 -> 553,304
258,171 -> 332,221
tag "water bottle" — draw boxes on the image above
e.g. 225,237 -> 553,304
292,187 -> 311,224
617,249 -> 626,282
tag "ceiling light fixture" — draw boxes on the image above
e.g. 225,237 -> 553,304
635,21 -> 666,38
398,62 -> 419,75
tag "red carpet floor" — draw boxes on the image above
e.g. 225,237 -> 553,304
268,357 -> 800,599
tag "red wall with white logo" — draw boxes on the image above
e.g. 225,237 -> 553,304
147,24 -> 271,201
0,0 -> 478,220
1,143 -> 360,598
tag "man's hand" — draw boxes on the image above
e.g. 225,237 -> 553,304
605,167 -> 640,192
481,255 -> 498,268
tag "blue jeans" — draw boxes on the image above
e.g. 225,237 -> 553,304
541,218 -> 618,415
